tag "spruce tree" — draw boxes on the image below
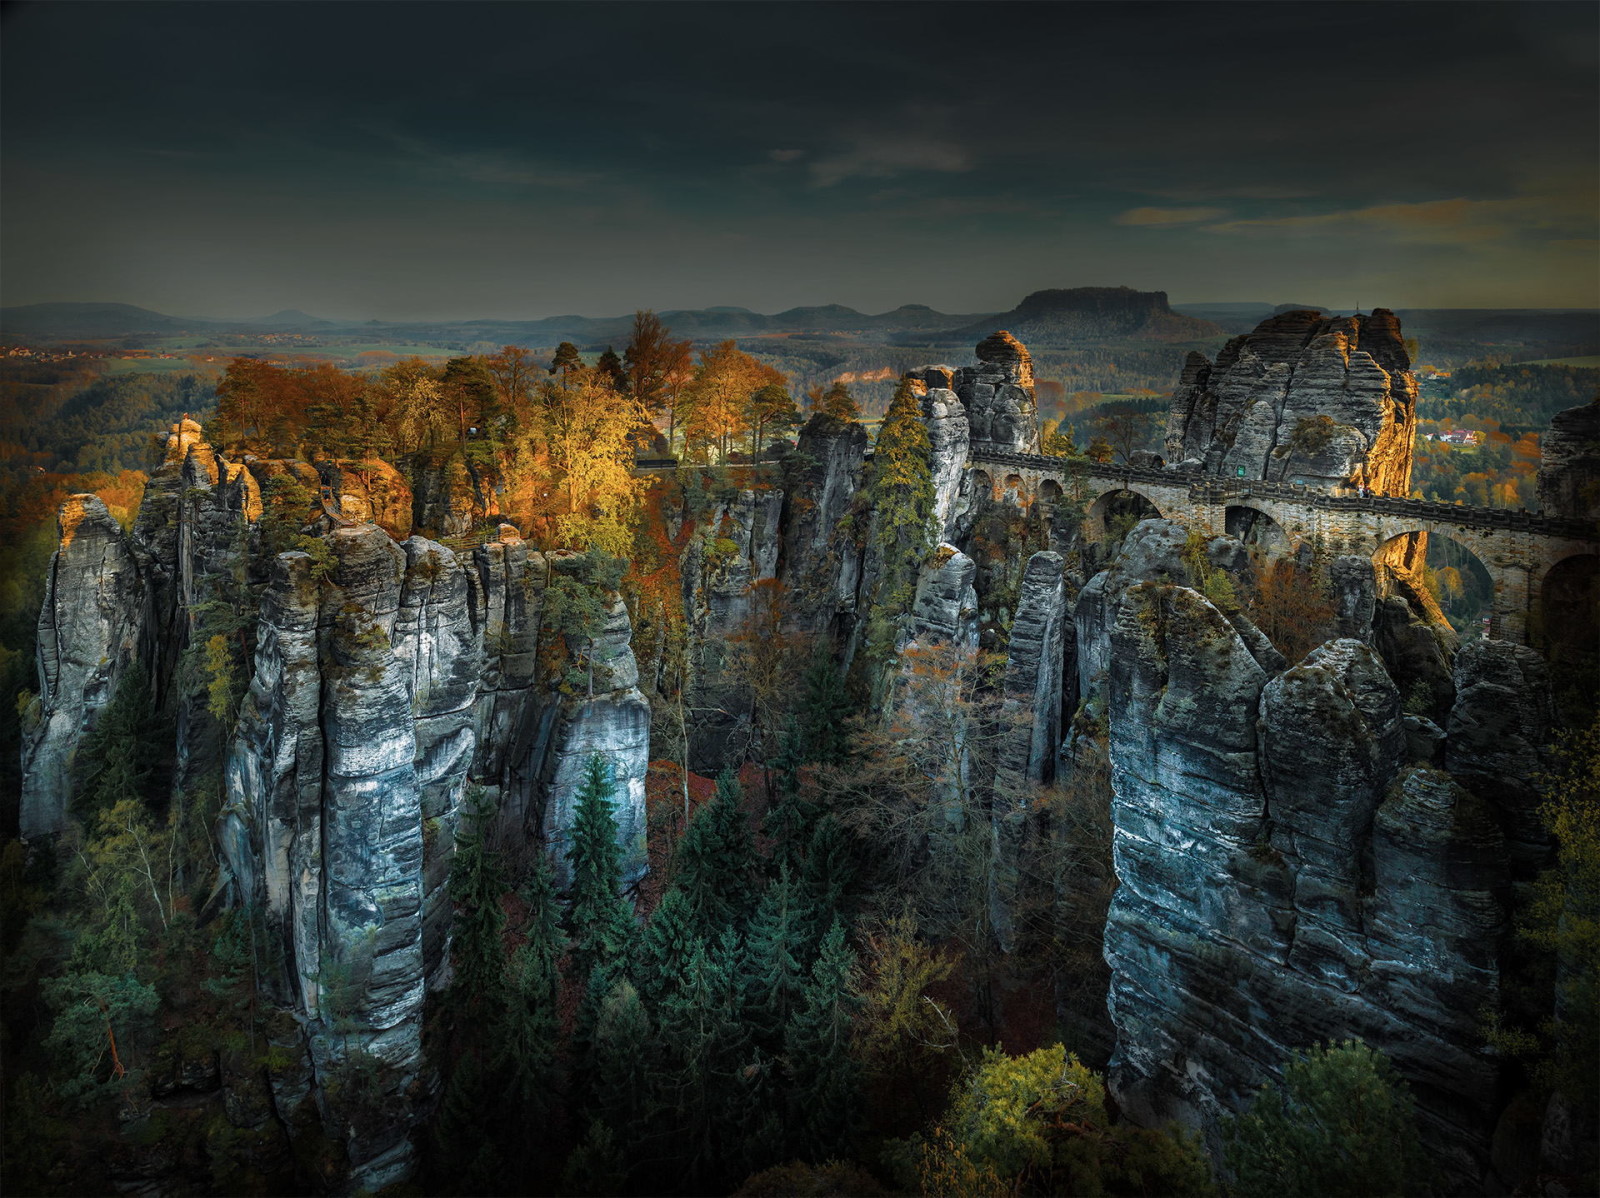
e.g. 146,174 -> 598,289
448,787 -> 507,1009
673,768 -> 756,936
652,934 -> 754,1192
565,753 -> 634,987
636,885 -> 700,1007
797,652 -> 854,766
498,851 -> 562,1134
797,814 -> 856,954
761,728 -> 816,880
588,976 -> 653,1175
745,867 -> 809,1048
783,919 -> 861,1163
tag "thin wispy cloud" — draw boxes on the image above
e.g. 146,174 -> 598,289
808,135 -> 972,188
1201,189 -> 1593,245
1115,206 -> 1229,227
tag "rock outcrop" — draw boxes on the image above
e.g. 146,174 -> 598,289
901,367 -> 971,537
1093,532 -> 1519,1183
1536,399 -> 1600,519
221,525 -> 473,1189
20,494 -> 147,838
1164,309 -> 1418,493
777,413 -> 869,637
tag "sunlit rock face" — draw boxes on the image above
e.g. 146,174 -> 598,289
1165,308 -> 1418,493
20,494 -> 147,838
1092,525 -> 1529,1184
319,458 -> 415,539
961,331 -> 1041,455
1537,399 -> 1600,519
221,525 -> 474,1190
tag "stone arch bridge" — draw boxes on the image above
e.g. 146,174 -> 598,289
968,448 -> 1599,645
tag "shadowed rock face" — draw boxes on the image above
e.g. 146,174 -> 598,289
1091,525 -> 1536,1184
777,413 -> 869,637
1537,399 -> 1600,519
1165,309 -> 1417,493
20,494 -> 147,838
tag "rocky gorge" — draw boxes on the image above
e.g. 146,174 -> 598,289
11,313 -> 1596,1193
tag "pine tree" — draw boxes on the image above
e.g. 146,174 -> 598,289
448,787 -> 507,1009
745,867 -> 809,1048
594,346 -> 627,392
1222,1040 -> 1428,1198
818,381 -> 861,421
673,768 -> 756,936
566,753 -> 634,987
783,919 -> 861,1162
549,341 -> 584,378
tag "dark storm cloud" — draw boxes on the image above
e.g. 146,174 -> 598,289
2,1 -> 1595,317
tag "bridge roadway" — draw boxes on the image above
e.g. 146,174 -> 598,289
967,447 -> 1598,645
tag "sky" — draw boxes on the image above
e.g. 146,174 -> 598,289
2,1 -> 1596,321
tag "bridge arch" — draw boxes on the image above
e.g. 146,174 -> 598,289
1537,551 -> 1598,660
1086,487 -> 1162,542
970,469 -> 994,502
1002,474 -> 1027,504
1375,529 -> 1495,639
1040,479 -> 1063,507
1225,504 -> 1290,555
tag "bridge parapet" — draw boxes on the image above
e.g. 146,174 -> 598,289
968,447 -> 1598,540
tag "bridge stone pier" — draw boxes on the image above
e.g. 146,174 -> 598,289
968,448 -> 1599,645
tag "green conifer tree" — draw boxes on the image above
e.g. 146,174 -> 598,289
565,753 -> 634,987
448,787 -> 507,1009
651,934 -> 754,1191
745,867 -> 809,1047
797,652 -> 854,765
498,850 -> 562,1128
588,976 -> 654,1173
783,919 -> 861,1162
1222,1040 -> 1428,1198
72,661 -> 159,824
636,885 -> 700,1007
673,768 -> 756,935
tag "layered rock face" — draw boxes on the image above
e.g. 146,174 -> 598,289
26,421 -> 654,1188
1536,399 -> 1600,519
1164,309 -> 1418,493
777,413 -> 869,637
1091,525 -> 1535,1184
20,494 -> 147,838
904,330 -> 1040,457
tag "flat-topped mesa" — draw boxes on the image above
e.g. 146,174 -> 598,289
1165,308 -> 1418,495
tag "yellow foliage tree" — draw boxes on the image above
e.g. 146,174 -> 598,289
537,367 -> 648,556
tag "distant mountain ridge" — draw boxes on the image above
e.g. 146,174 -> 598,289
942,287 -> 1225,345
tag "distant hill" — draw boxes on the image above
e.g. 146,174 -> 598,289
0,301 -> 225,338
941,287 -> 1223,346
255,308 -> 335,329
